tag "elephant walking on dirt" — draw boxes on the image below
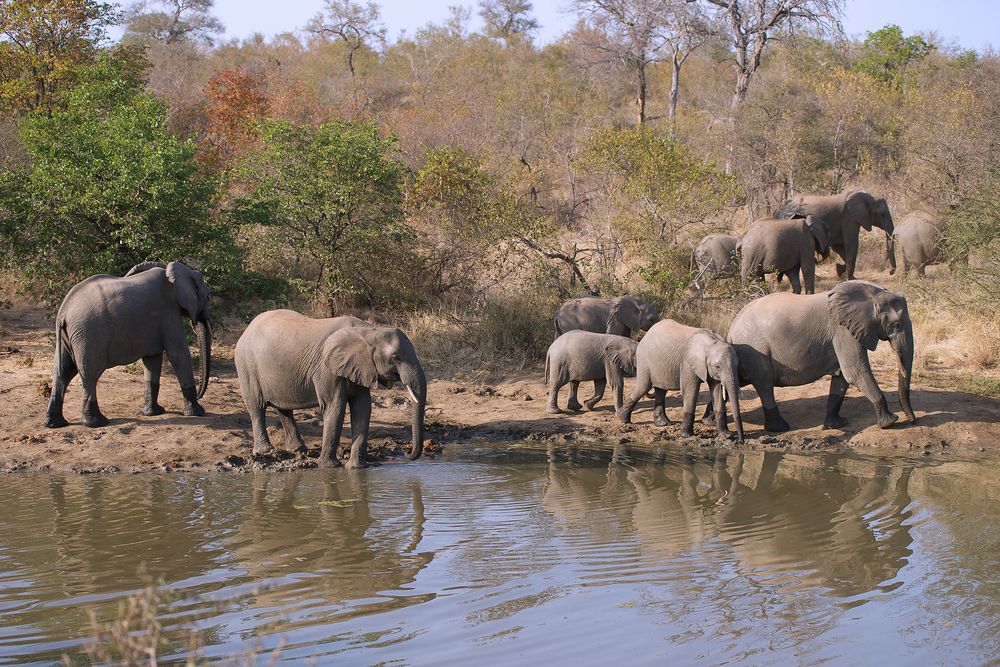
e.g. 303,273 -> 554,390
553,295 -> 660,339
726,281 -> 915,433
545,331 -> 638,413
691,234 -> 738,294
738,216 -> 830,294
45,261 -> 212,428
234,309 -> 427,469
894,211 -> 963,277
775,190 -> 896,280
617,319 -> 744,442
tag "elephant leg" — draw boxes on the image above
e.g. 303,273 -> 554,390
584,379 -> 606,411
617,370 -> 650,423
140,354 -> 165,417
701,401 -> 715,423
80,371 -> 109,428
652,388 -> 670,427
546,377 -> 565,414
164,343 -> 204,417
712,381 -> 732,438
45,346 -> 77,428
844,240 -> 859,280
755,381 -> 789,433
567,381 -> 583,411
277,408 -> 307,453
319,382 -> 347,467
803,262 -> 816,294
610,372 -> 625,412
835,335 -> 897,429
901,256 -> 911,275
345,390 -> 372,470
786,269 -> 802,294
680,377 -> 700,437
916,262 -> 927,278
824,372 -> 850,429
249,402 -> 273,456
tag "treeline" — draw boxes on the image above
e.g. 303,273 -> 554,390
1,0 -> 999,319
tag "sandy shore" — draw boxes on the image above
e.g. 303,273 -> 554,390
1,305 -> 999,474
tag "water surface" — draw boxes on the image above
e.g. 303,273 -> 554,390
1,444 -> 999,665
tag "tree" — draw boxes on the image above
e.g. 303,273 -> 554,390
123,0 -> 224,45
852,24 -> 933,89
230,119 -> 407,312
0,0 -> 119,113
201,67 -> 270,168
0,54 -> 237,298
307,0 -> 386,77
479,0 -> 539,43
663,0 -> 713,135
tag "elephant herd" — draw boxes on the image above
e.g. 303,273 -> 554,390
42,187 -> 920,467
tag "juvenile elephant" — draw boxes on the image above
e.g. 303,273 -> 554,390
553,295 -> 660,339
545,331 -> 638,413
617,319 -> 744,442
45,261 -> 211,428
691,233 -> 738,294
775,190 -> 896,280
727,280 -> 915,433
894,211 -> 962,277
234,309 -> 426,469
738,215 -> 830,294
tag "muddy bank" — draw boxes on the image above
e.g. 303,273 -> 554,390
1,306 -> 998,474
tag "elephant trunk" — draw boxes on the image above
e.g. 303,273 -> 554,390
886,232 -> 897,274
402,363 -> 427,460
892,319 -> 915,422
195,319 -> 211,400
723,363 -> 744,443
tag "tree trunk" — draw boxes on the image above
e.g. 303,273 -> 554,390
636,61 -> 647,125
668,52 -> 681,138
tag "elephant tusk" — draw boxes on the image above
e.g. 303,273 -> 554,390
722,384 -> 728,401
407,385 -> 419,404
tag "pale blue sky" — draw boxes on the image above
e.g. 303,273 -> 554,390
204,0 -> 998,51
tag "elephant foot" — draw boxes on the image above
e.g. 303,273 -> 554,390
253,441 -> 275,457
653,411 -> 670,428
317,456 -> 342,468
680,412 -> 695,438
701,405 -> 716,424
824,415 -> 849,430
877,411 -> 900,429
183,402 -> 206,417
344,459 -> 367,470
141,403 -> 165,417
45,413 -> 69,429
616,407 -> 632,424
286,443 -> 308,455
566,401 -> 583,412
762,408 -> 790,433
583,399 -> 600,411
83,413 -> 109,428
546,405 -> 563,414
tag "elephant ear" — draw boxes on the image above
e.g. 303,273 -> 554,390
166,261 -> 201,321
828,281 -> 883,351
846,191 -> 874,231
806,215 -> 830,255
611,297 -> 642,333
324,329 -> 379,390
124,261 -> 166,277
603,338 -> 637,375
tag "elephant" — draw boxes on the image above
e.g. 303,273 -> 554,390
544,331 -> 638,413
726,280 -> 915,433
893,211 -> 963,277
775,190 -> 896,280
553,295 -> 660,339
234,309 -> 426,469
738,215 -> 831,294
691,233 -> 739,294
45,261 -> 212,429
616,319 -> 745,442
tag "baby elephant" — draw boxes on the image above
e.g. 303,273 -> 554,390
617,319 -> 744,442
545,331 -> 638,413
738,215 -> 830,294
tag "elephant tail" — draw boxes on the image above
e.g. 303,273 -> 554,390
53,317 -> 68,374
544,351 -> 550,389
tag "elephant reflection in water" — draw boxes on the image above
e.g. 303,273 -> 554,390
229,471 -> 433,622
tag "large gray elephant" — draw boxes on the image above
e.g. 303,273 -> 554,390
553,295 -> 660,339
545,331 -> 637,413
775,190 -> 896,280
617,319 -> 744,442
727,280 -> 915,433
691,233 -> 738,294
234,309 -> 426,469
738,215 -> 830,294
894,211 -> 962,277
45,261 -> 211,428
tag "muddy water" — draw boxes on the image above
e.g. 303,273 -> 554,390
1,445 -> 999,665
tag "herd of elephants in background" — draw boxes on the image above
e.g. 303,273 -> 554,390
41,187 -> 929,468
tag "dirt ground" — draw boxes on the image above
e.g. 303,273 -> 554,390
1,303 -> 999,474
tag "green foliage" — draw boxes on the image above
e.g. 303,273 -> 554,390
1,54 -> 243,300
943,168 -> 1000,302
852,24 -> 934,88
230,118 -> 408,311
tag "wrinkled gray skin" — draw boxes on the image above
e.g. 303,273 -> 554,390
553,295 -> 660,339
691,233 -> 738,293
617,319 -> 744,442
894,211 -> 963,277
738,215 -> 831,294
45,261 -> 211,429
775,190 -> 896,280
727,281 -> 915,433
235,309 -> 426,469
545,331 -> 638,413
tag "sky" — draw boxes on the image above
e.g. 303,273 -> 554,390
201,0 -> 999,52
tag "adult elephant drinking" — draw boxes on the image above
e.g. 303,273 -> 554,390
774,190 -> 896,280
553,295 -> 660,339
727,281 -> 915,433
45,261 -> 212,428
235,310 -> 427,469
